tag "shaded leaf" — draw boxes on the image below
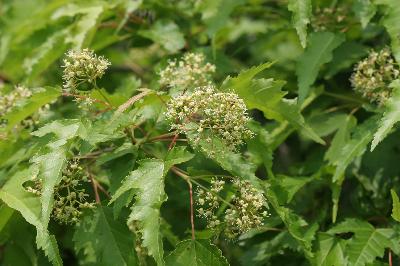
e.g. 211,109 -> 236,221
139,20 -> 185,53
3,87 -> 60,131
371,80 -> 400,151
328,219 -> 400,266
288,0 -> 312,48
222,63 -> 324,144
353,0 -> 376,28
297,32 -> 344,103
332,115 -> 379,182
73,207 -> 137,266
165,239 -> 228,266
391,189 -> 400,222
110,159 -> 166,266
314,233 -> 347,266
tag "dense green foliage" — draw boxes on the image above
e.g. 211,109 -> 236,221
1,0 -> 400,265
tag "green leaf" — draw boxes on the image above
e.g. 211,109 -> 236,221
139,20 -> 185,53
265,183 -> 318,258
165,239 -> 228,266
3,86 -> 60,131
164,146 -> 195,173
314,233 -> 347,266
371,80 -> 400,151
109,159 -> 166,266
332,115 -> 379,182
189,133 -> 260,188
328,219 -> 400,266
73,207 -> 137,266
222,63 -> 325,144
353,0 -> 377,28
52,3 -> 104,49
288,0 -> 312,48
376,0 -> 400,63
32,119 -> 84,149
270,175 -> 313,204
0,168 -> 62,266
391,189 -> 400,222
297,32 -> 345,103
325,41 -> 368,78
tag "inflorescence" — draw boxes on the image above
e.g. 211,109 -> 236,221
0,85 -> 32,117
0,85 -> 49,138
159,53 -> 216,92
165,85 -> 253,155
312,6 -> 348,32
196,178 -> 268,238
62,48 -> 111,92
26,159 -> 95,225
351,47 -> 400,105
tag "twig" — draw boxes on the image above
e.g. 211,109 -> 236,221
87,168 -> 100,204
188,180 -> 195,240
170,167 -> 195,239
116,89 -> 151,114
389,249 -> 392,266
168,132 -> 179,150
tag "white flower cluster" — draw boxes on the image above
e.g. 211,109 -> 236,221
0,85 -> 32,117
62,48 -> 111,91
351,47 -> 400,105
197,178 -> 225,228
196,178 -> 268,238
165,85 -> 253,154
26,159 -> 95,225
312,6 -> 348,32
0,86 -> 50,138
224,180 -> 269,238
159,53 -> 216,91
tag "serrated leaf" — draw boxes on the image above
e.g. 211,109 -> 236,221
240,231 -> 300,265
165,239 -> 228,266
3,86 -> 60,131
189,133 -> 260,188
52,3 -> 104,49
371,80 -> 400,151
314,233 -> 347,266
139,20 -> 185,53
288,0 -> 312,48
332,115 -> 379,182
0,168 -> 62,266
109,159 -> 166,266
222,63 -> 325,144
353,0 -> 376,28
376,0 -> 400,63
297,32 -> 345,103
325,41 -> 368,78
328,219 -> 400,266
266,184 -> 318,258
32,119 -> 85,149
391,189 -> 400,222
164,146 -> 195,172
198,0 -> 245,37
73,207 -> 137,266
270,175 -> 313,204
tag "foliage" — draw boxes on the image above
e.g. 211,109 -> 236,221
1,0 -> 400,265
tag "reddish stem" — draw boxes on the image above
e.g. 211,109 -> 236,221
188,181 -> 195,240
389,249 -> 393,266
87,168 -> 100,204
168,132 -> 179,150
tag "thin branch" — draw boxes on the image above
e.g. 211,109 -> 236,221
188,181 -> 195,240
87,167 -> 100,204
116,89 -> 151,114
168,132 -> 179,150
